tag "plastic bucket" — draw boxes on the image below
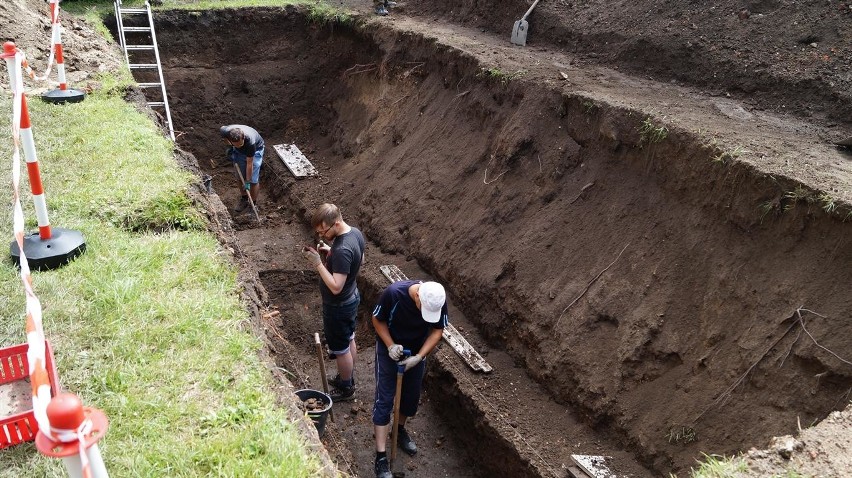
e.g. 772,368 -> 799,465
295,389 -> 332,436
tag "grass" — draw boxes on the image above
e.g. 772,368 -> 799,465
712,145 -> 745,165
681,454 -> 748,478
0,71 -> 322,476
638,116 -> 668,145
478,67 -> 526,85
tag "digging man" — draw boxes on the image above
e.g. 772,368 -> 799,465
220,124 -> 264,213
301,203 -> 366,402
370,280 -> 447,478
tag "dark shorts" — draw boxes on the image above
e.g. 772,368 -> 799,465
372,341 -> 426,426
322,291 -> 359,354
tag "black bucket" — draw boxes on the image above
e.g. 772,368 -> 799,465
295,389 -> 332,436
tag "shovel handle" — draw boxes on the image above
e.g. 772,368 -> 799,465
315,333 -> 334,422
521,0 -> 541,21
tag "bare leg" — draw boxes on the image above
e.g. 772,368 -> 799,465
374,416 -> 408,453
249,182 -> 259,202
336,350 -> 354,382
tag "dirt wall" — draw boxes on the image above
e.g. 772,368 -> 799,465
155,8 -> 852,473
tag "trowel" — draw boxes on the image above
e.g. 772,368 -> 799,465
511,0 -> 542,46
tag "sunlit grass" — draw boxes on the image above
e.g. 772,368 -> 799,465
0,72 -> 321,476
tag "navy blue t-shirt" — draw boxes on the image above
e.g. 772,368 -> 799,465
222,124 -> 264,157
320,227 -> 365,304
372,280 -> 448,351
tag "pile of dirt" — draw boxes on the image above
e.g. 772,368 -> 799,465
0,0 -> 121,92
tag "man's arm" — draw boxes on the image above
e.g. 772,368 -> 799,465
372,315 -> 395,349
315,264 -> 347,295
416,327 -> 443,359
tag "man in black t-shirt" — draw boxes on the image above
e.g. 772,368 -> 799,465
301,203 -> 366,402
220,124 -> 264,213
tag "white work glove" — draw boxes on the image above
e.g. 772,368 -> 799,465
400,354 -> 422,372
388,344 -> 404,361
317,240 -> 331,254
301,247 -> 322,267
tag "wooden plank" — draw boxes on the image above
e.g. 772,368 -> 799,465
273,143 -> 318,178
378,264 -> 493,373
567,465 -> 592,478
571,455 -> 616,478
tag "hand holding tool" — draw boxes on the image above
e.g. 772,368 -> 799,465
232,163 -> 261,223
302,246 -> 322,267
400,354 -> 422,372
388,344 -> 405,361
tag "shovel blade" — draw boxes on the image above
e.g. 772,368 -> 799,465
511,19 -> 528,46
837,136 -> 852,147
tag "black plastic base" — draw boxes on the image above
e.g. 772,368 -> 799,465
41,88 -> 86,105
10,227 -> 86,271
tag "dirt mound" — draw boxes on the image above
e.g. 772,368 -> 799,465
0,0 -> 121,91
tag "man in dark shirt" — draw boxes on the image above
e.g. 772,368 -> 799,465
301,203 -> 366,402
220,125 -> 264,213
370,280 -> 447,478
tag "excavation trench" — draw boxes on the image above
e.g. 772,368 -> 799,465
129,6 -> 852,476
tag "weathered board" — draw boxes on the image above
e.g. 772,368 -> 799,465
378,264 -> 493,373
571,455 -> 616,478
273,143 -> 318,178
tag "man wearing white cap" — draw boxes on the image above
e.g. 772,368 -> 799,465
370,280 -> 448,478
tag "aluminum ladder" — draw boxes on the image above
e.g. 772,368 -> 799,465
113,0 -> 175,140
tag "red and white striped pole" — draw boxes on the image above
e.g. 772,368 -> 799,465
35,393 -> 110,478
3,41 -> 86,270
42,1 -> 85,104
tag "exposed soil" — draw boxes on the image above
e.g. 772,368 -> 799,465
1,0 -> 851,477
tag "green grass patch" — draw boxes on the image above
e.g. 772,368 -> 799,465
0,74 -> 321,476
478,67 -> 526,85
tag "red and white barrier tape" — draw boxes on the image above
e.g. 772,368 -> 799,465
2,45 -> 54,441
51,419 -> 94,478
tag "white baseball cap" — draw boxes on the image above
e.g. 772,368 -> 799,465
418,281 -> 446,323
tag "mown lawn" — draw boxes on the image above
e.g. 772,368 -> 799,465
0,67 -> 322,478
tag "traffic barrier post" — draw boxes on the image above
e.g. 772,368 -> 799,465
41,0 -> 85,104
35,393 -> 109,478
2,41 -> 86,270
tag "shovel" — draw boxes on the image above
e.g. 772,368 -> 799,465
232,163 -> 262,224
511,0 -> 542,46
390,349 -> 411,478
837,136 -> 852,148
314,333 -> 334,422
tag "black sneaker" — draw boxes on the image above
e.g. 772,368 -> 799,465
233,196 -> 249,213
374,455 -> 392,478
375,4 -> 388,15
330,384 -> 355,402
397,426 -> 417,456
328,374 -> 355,390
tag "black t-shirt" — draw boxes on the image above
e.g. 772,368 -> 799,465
223,124 -> 264,157
372,280 -> 448,351
320,227 -> 365,304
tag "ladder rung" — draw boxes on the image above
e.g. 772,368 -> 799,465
137,82 -> 162,88
129,63 -> 158,69
123,27 -> 151,32
147,102 -> 165,107
120,8 -> 148,14
126,45 -> 155,50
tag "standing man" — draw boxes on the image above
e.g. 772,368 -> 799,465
371,280 -> 447,478
220,124 -> 264,213
301,203 -> 366,402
